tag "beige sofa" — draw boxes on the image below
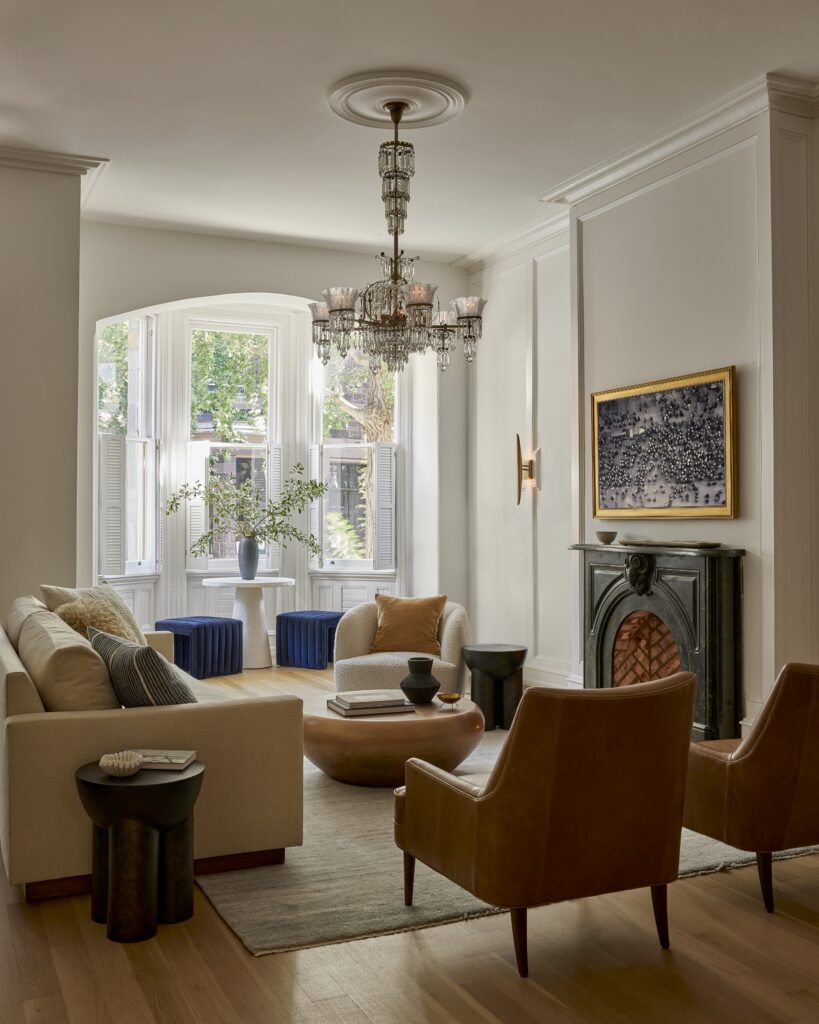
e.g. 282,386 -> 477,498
334,601 -> 471,693
0,599 -> 303,899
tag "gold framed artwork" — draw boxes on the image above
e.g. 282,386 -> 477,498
592,366 -> 736,519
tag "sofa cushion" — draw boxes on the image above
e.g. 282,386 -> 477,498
4,596 -> 46,647
17,611 -> 119,712
89,628 -> 198,707
55,594 -> 140,644
41,582 -> 147,645
369,594 -> 447,657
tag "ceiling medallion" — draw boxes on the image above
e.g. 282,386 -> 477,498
311,72 -> 486,373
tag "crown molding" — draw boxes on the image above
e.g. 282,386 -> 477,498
454,211 -> 570,274
538,73 -> 819,207
0,145 -> 108,177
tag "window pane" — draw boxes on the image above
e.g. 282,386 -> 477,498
322,351 -> 395,445
191,329 -> 269,443
98,320 -> 145,437
207,446 -> 267,559
98,322 -> 129,435
323,446 -> 372,561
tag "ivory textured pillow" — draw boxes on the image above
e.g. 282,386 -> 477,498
55,595 -> 140,643
41,582 -> 147,645
369,594 -> 447,656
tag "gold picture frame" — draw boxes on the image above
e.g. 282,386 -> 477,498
592,366 -> 736,519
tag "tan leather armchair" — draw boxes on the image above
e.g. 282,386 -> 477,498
394,673 -> 697,976
683,662 -> 819,912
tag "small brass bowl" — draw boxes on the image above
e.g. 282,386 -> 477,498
438,692 -> 463,710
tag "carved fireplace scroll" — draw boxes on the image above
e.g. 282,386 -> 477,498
571,544 -> 744,740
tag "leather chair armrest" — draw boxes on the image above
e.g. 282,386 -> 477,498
396,758 -> 482,894
682,740 -> 732,843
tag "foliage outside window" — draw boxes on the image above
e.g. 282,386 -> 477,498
189,327 -> 272,561
321,352 -> 396,564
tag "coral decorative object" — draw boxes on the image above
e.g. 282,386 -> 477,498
99,751 -> 144,777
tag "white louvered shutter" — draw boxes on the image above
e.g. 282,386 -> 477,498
267,443 -> 283,571
98,434 -> 127,577
186,441 -> 211,571
308,444 -> 322,569
372,442 -> 396,571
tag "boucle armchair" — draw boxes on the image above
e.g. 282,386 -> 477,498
394,674 -> 698,976
683,662 -> 819,912
334,601 -> 470,693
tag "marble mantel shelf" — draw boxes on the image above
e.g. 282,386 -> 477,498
570,543 -> 746,558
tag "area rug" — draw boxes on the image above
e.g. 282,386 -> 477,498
197,732 -> 817,956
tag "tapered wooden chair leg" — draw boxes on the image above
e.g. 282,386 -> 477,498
757,852 -> 774,913
651,884 -> 670,949
510,907 -> 528,977
403,852 -> 415,907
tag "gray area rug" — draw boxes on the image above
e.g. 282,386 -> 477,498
197,732 -> 816,956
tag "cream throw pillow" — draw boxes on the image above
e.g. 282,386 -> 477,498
369,594 -> 447,656
41,582 -> 147,645
17,610 -> 120,711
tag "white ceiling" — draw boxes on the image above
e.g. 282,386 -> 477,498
4,0 -> 819,260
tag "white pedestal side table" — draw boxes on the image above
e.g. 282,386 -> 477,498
201,577 -> 296,669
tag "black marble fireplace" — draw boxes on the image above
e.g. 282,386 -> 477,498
571,544 -> 744,740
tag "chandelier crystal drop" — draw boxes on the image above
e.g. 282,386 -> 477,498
312,100 -> 487,372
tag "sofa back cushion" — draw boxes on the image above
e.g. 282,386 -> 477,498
0,628 -> 45,716
5,596 -> 47,648
17,611 -> 120,712
41,582 -> 147,645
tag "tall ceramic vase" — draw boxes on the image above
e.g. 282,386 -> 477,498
238,537 -> 260,580
400,656 -> 441,705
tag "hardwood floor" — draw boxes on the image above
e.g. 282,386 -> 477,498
4,665 -> 819,1024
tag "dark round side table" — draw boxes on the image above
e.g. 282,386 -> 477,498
463,645 -> 528,730
75,761 -> 204,943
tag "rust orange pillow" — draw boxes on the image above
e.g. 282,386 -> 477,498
369,594 -> 447,656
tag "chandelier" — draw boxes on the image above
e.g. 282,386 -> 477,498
310,99 -> 487,373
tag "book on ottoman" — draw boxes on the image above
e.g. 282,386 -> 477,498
327,698 -> 415,717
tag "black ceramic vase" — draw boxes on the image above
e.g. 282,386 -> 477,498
237,538 -> 260,580
400,656 -> 441,705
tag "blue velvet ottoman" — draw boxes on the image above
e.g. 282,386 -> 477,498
154,616 -> 243,679
275,611 -> 344,670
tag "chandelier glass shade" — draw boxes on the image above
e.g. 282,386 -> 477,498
311,101 -> 487,372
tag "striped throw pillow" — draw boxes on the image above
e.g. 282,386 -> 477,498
88,628 -> 197,707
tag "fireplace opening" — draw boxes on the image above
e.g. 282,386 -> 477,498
612,611 -> 682,687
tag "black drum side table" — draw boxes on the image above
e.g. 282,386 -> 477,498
463,645 -> 527,730
75,761 -> 204,943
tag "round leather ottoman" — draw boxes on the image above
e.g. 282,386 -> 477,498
304,695 -> 485,786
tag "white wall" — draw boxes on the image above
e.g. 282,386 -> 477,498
78,221 -> 469,595
0,163 -> 82,614
467,227 -> 574,685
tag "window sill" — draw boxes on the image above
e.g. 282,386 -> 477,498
309,568 -> 397,580
100,572 -> 160,584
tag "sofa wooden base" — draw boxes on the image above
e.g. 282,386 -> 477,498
23,848 -> 286,902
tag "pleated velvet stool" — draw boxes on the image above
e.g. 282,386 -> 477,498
276,610 -> 344,669
154,616 -> 243,679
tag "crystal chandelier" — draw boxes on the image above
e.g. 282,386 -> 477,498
310,101 -> 487,373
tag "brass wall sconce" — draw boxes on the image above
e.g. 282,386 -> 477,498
516,434 -> 538,505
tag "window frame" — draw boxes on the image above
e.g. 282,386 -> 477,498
95,314 -> 159,578
186,319 -> 277,574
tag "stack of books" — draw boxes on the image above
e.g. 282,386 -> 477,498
327,691 -> 415,717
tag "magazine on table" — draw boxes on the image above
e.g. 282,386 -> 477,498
134,749 -> 197,770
